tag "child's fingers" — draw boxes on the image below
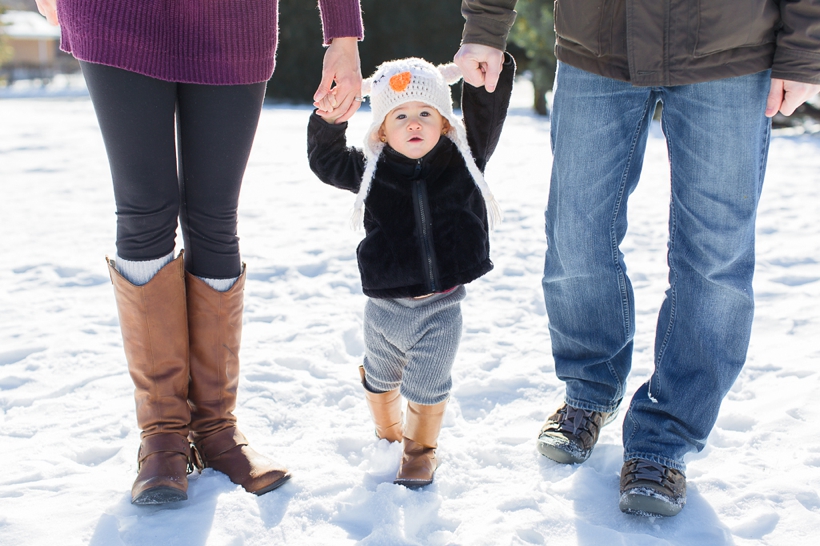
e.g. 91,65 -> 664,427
332,99 -> 360,124
315,108 -> 341,124
314,86 -> 357,123
313,97 -> 333,113
313,88 -> 338,111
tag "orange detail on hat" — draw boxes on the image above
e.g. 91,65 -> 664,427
389,72 -> 412,92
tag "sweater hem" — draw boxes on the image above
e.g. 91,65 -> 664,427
65,36 -> 276,85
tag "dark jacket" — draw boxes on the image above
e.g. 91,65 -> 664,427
462,0 -> 820,86
307,54 -> 515,299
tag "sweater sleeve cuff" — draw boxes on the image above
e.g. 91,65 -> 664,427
318,0 -> 364,45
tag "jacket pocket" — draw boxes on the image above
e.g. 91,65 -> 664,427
554,0 -> 615,57
694,0 -> 778,57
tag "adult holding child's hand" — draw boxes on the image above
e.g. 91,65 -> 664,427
314,36 -> 363,123
454,0 -> 516,93
48,0 -> 365,506
454,43 -> 504,93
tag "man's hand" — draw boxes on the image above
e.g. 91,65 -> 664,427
313,37 -> 362,124
766,78 -> 820,117
454,43 -> 504,92
35,0 -> 59,25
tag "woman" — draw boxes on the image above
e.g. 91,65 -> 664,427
35,0 -> 364,505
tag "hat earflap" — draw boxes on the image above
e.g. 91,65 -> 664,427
350,137 -> 384,230
361,77 -> 374,98
445,120 -> 502,230
436,63 -> 502,229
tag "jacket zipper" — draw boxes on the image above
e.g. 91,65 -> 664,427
412,160 -> 438,292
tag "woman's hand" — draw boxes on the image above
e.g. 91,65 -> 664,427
313,37 -> 362,124
35,0 -> 59,26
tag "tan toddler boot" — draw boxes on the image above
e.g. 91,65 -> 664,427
359,365 -> 403,442
394,399 -> 448,488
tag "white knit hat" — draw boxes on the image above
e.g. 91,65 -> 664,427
351,57 -> 501,230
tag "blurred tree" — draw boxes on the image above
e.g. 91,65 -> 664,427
0,1 -> 40,9
268,0 -> 463,103
0,6 -> 14,70
357,0 -> 463,70
772,101 -> 820,128
266,0 -> 324,101
508,0 -> 555,115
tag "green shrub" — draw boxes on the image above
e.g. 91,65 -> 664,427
508,0 -> 556,115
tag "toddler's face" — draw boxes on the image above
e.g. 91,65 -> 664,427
379,101 -> 447,159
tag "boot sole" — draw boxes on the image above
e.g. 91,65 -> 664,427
132,486 -> 188,505
252,473 -> 292,496
393,478 -> 433,489
619,490 -> 684,517
536,440 -> 588,464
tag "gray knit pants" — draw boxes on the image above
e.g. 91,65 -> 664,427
363,285 -> 466,405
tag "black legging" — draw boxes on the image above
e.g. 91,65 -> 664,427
81,61 -> 267,279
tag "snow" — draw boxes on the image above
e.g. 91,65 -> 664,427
0,73 -> 88,99
1,84 -> 819,545
0,10 -> 61,40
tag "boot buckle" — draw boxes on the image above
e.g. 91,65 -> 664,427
190,441 -> 206,472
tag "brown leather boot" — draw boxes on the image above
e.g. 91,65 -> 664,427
186,268 -> 290,495
359,365 -> 403,442
107,253 -> 192,505
394,399 -> 448,488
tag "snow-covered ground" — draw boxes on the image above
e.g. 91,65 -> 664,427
1,85 -> 819,545
0,73 -> 88,99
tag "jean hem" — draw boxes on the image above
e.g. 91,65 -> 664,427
563,395 -> 621,414
623,452 -> 686,473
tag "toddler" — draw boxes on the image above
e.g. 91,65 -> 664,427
308,53 -> 514,487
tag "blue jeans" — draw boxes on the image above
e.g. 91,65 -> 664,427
543,62 -> 772,471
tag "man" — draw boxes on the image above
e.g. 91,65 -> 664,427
455,0 -> 820,517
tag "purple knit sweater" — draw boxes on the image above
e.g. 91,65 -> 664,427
58,0 -> 364,85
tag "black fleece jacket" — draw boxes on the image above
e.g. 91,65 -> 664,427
307,53 -> 515,299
